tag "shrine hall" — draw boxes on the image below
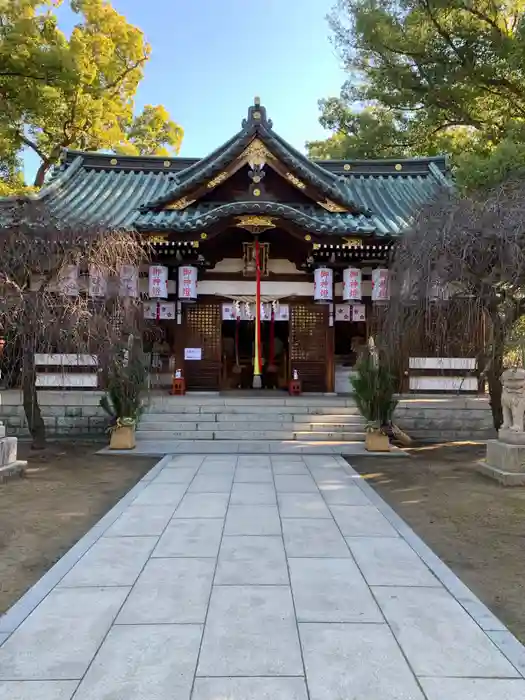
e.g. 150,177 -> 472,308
19,98 -> 456,393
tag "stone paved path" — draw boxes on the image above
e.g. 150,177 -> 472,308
1,454 -> 525,699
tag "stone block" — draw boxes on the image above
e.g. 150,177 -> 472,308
0,437 -> 17,467
56,416 -> 89,430
88,416 -> 107,429
475,460 -> 525,486
81,405 -> 104,417
497,428 -> 525,446
0,405 -> 22,417
0,390 -> 22,405
487,440 -> 525,473
64,406 -> 82,418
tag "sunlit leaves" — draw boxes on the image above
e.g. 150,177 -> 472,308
0,0 -> 183,193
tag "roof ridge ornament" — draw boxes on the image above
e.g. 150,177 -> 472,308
242,96 -> 273,130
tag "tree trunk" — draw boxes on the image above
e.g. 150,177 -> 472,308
487,319 -> 505,431
22,353 -> 46,449
33,160 -> 50,188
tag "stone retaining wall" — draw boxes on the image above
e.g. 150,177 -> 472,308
0,390 -> 496,442
0,391 -> 107,437
394,396 -> 496,442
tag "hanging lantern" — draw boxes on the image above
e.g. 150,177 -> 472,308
119,265 -> 139,298
178,265 -> 197,302
149,265 -> 168,299
88,265 -> 107,297
343,267 -> 362,301
58,265 -> 79,297
313,267 -> 333,303
371,268 -> 390,301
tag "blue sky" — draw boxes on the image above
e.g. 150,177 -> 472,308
25,0 -> 346,178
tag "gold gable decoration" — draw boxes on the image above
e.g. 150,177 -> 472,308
236,215 -> 276,234
164,196 -> 196,211
240,139 -> 273,168
146,234 -> 168,244
343,237 -> 363,247
285,172 -> 306,189
207,171 -> 229,189
319,199 -> 348,213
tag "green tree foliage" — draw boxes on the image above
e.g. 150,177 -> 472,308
310,1 -> 525,171
307,100 -> 410,159
0,0 -> 183,193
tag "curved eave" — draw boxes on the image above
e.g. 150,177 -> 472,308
135,201 -> 376,235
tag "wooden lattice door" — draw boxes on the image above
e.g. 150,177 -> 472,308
182,303 -> 221,390
290,304 -> 328,392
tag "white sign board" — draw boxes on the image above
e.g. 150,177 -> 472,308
184,347 -> 202,361
335,304 -> 352,322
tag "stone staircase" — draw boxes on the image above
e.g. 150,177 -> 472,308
136,395 -> 367,443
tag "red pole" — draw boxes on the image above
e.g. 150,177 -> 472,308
253,239 -> 262,387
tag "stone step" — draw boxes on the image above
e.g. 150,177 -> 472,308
137,420 -> 366,432
134,429 -> 366,441
143,405 -> 362,416
147,397 -> 357,409
139,412 -> 365,425
140,413 -> 217,423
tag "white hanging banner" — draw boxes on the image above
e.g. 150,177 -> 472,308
276,304 -> 289,321
335,304 -> 351,322
352,303 -> 367,322
58,265 -> 79,297
178,265 -> 197,302
222,301 -> 290,321
143,301 -> 176,320
148,265 -> 168,299
88,265 -> 107,297
343,267 -> 362,301
244,301 -> 253,320
120,265 -> 139,298
313,267 -> 333,302
371,268 -> 390,301
159,302 -> 176,319
222,303 -> 237,321
143,301 -> 156,320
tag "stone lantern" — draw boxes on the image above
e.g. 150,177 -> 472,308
482,367 -> 525,485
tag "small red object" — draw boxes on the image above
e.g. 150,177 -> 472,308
288,379 -> 302,396
171,377 -> 186,395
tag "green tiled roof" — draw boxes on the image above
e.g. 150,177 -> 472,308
4,101 -> 453,238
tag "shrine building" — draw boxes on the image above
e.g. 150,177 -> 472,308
20,98 -> 459,393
